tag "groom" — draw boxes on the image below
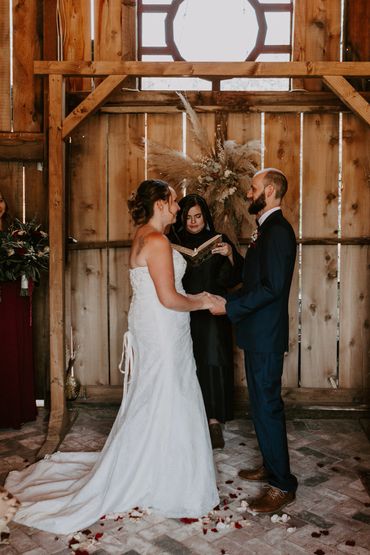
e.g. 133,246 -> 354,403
209,167 -> 298,513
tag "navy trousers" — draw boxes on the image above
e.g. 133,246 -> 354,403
244,351 -> 298,493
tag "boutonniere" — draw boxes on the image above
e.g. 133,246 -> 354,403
249,227 -> 260,248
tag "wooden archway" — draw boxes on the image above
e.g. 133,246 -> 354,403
35,60 -> 370,456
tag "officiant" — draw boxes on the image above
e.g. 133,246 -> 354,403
168,194 -> 243,448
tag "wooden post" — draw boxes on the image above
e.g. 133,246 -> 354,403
37,74 -> 68,458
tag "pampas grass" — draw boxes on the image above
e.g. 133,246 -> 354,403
146,94 -> 260,243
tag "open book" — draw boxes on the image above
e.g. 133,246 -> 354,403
171,234 -> 222,266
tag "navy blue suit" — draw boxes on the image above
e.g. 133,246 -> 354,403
226,209 -> 297,492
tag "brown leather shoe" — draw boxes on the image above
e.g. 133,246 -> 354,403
248,486 -> 295,514
238,466 -> 269,482
209,423 -> 225,449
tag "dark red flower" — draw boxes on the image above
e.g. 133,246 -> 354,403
180,517 -> 199,524
95,533 -> 103,540
235,522 -> 243,529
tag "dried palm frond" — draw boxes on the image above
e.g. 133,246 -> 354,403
145,95 -> 261,243
177,92 -> 214,158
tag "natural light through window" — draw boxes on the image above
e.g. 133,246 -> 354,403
138,0 -> 292,91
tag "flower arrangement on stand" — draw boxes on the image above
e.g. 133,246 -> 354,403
0,219 -> 49,295
146,93 -> 260,243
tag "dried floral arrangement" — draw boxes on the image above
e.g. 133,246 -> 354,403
146,93 -> 260,243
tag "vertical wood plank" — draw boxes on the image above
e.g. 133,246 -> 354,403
94,0 -> 123,87
48,73 -> 65,423
12,0 -> 42,132
25,162 -> 48,227
186,112 -> 215,161
94,0 -> 123,60
70,249 -> 109,385
302,114 -> 339,238
339,113 -> 370,389
339,246 -> 370,388
282,262 -> 299,388
264,113 -> 301,387
32,274 -> 50,399
264,113 -> 300,235
0,161 -> 23,219
292,0 -> 341,91
69,115 -> 108,242
147,113 -> 183,182
38,74 -> 67,458
122,0 -> 137,89
108,114 -> 145,241
345,0 -> 370,64
59,0 -> 92,92
0,0 -> 11,130
341,114 -> 370,238
300,245 -> 338,388
227,112 -> 261,239
109,248 -> 131,385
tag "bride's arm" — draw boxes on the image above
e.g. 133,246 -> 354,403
146,233 -> 211,312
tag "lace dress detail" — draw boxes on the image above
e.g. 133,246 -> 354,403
5,249 -> 219,535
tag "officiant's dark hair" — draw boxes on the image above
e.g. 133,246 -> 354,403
176,194 -> 215,235
128,179 -> 171,225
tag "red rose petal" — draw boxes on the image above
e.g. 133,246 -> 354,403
225,480 -> 233,484
211,527 -> 218,533
203,528 -> 208,535
234,522 -> 243,529
95,533 -> 104,540
180,517 -> 199,524
230,493 -> 237,499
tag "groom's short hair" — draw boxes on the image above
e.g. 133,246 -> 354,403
262,169 -> 288,199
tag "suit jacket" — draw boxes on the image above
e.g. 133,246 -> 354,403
226,210 -> 296,353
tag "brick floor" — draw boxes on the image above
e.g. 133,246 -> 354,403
1,407 -> 369,554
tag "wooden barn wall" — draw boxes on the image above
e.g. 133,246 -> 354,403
66,110 -> 370,395
0,0 -> 369,402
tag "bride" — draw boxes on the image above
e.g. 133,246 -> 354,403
5,179 -> 220,535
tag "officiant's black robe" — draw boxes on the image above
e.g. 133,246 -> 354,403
169,194 -> 243,422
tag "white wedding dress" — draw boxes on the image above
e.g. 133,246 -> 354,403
5,250 -> 219,535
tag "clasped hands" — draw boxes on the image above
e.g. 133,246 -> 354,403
189,291 -> 226,315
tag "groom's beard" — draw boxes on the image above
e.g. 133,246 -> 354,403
248,191 -> 266,215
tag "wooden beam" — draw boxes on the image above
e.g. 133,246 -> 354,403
34,61 -> 370,77
0,132 -> 44,160
62,75 -> 128,139
37,74 -> 68,459
67,90 -> 370,114
323,76 -> 370,126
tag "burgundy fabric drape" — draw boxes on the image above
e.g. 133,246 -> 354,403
0,280 -> 37,429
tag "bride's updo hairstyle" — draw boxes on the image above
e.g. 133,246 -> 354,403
128,179 -> 171,225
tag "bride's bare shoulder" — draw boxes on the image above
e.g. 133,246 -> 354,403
132,229 -> 169,260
